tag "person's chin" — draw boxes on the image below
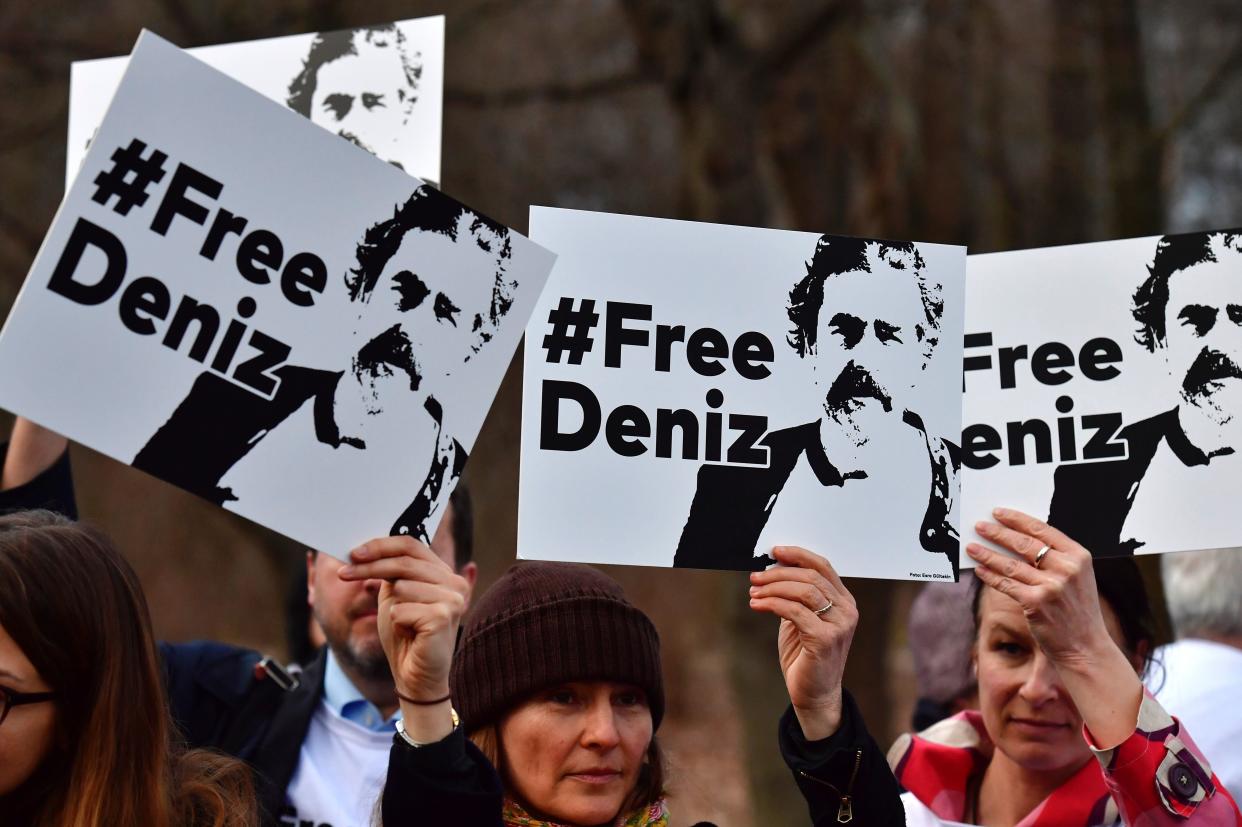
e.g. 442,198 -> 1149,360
1001,728 -> 1083,771
552,790 -> 627,826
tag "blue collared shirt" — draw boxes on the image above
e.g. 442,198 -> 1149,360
321,649 -> 402,732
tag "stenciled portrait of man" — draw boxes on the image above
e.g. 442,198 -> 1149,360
673,236 -> 960,572
1048,229 -> 1242,555
286,23 -> 423,171
132,185 -> 516,543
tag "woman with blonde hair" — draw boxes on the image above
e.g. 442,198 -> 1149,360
0,510 -> 257,827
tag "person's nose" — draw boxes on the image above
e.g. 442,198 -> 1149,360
1017,650 -> 1061,707
363,577 -> 384,597
579,700 -> 622,751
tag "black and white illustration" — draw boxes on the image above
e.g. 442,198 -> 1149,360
66,16 -> 443,188
962,229 -> 1242,560
519,208 -> 965,580
0,33 -> 553,555
131,188 -> 518,542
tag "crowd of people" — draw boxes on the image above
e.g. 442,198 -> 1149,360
1,415 -> 1240,826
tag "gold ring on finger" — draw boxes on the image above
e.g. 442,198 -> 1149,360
814,599 -> 835,617
1034,545 -> 1053,569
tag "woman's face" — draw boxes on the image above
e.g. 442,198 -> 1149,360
499,681 -> 653,826
975,589 -> 1134,774
0,620 -> 56,796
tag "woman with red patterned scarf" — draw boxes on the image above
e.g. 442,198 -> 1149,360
890,507 -> 1242,826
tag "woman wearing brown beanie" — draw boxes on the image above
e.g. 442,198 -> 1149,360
338,536 -> 904,826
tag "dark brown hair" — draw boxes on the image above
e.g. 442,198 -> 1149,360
970,556 -> 1157,677
0,510 -> 256,827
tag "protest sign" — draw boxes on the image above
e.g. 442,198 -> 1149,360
0,32 -> 555,556
961,230 -> 1242,560
518,208 -> 966,580
66,16 -> 444,189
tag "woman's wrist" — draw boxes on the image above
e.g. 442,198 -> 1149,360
1053,642 -> 1144,750
792,689 -> 844,742
397,696 -> 456,745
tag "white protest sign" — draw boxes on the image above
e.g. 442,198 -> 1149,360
518,208 -> 966,580
962,231 -> 1242,560
0,32 -> 555,556
66,16 -> 444,189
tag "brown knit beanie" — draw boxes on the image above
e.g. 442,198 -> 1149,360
450,561 -> 664,732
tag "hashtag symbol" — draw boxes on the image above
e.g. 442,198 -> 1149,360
91,138 -> 168,216
543,297 -> 599,364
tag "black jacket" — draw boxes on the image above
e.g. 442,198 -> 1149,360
161,642 -> 326,824
381,690 -> 905,826
0,443 -> 322,826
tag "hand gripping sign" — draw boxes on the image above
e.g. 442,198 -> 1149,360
0,32 -> 555,556
519,208 -> 966,580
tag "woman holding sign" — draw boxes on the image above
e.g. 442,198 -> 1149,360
890,507 -> 1242,826
0,511 -> 257,827
338,538 -> 904,825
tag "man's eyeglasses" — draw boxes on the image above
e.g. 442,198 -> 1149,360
0,684 -> 55,727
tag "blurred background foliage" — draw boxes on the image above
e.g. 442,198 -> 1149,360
2,1 -> 1240,823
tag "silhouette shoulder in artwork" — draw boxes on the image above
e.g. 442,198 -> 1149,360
673,235 -> 959,573
1047,228 -> 1242,557
132,185 -> 517,544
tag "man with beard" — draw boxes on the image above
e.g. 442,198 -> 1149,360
1048,229 -> 1242,555
0,414 -> 479,827
673,236 -> 959,572
286,22 -> 423,172
133,184 -> 515,544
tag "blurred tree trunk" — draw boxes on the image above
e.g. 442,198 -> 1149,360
909,0 -> 971,245
1096,0 -> 1164,237
620,0 -> 774,225
1046,0 -> 1095,245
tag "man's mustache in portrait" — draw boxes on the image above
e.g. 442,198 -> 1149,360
1182,347 -> 1242,402
337,130 -> 407,170
823,361 -> 893,416
353,324 -> 423,412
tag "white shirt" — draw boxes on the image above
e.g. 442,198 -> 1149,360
282,652 -> 400,827
1148,638 -> 1242,795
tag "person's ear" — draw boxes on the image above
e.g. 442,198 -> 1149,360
460,562 -> 479,605
1130,639 -> 1151,675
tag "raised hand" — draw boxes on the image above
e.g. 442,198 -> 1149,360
339,535 -> 470,741
749,546 -> 859,741
967,507 -> 1113,667
967,507 -> 1144,748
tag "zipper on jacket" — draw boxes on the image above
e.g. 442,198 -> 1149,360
797,748 -> 862,824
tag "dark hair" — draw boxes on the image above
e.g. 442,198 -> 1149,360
0,511 -> 256,827
286,23 -> 422,118
970,556 -> 1157,677
346,187 -> 517,360
1132,229 -> 1242,351
448,481 -> 474,566
787,236 -> 942,362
